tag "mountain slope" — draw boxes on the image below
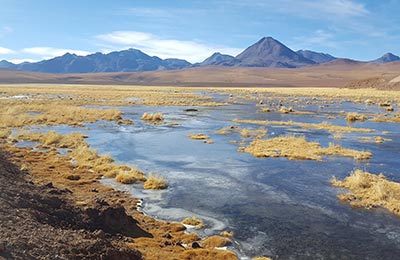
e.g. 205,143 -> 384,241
197,52 -> 240,66
296,50 -> 336,63
235,37 -> 315,68
3,49 -> 191,73
371,53 -> 400,64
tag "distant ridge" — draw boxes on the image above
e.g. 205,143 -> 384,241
296,50 -> 336,63
1,36 -> 399,73
0,49 -> 191,73
371,53 -> 400,64
196,52 -> 240,66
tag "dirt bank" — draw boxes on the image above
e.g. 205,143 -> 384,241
0,144 -> 237,260
0,150 -> 141,260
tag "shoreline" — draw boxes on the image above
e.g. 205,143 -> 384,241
0,142 -> 239,259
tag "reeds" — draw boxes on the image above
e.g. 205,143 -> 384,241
143,173 -> 168,189
141,112 -> 164,123
331,170 -> 400,216
346,112 -> 367,122
243,136 -> 372,161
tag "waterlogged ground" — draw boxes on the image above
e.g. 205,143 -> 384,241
28,93 -> 400,259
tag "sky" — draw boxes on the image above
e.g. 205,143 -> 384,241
0,0 -> 399,64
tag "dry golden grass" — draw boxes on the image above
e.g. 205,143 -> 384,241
220,231 -> 234,238
279,106 -> 293,114
239,128 -> 267,139
252,257 -> 272,260
188,133 -> 210,140
372,113 -> 400,123
0,84 -> 224,107
143,173 -> 168,190
233,119 -> 374,134
141,112 -> 164,123
0,99 -> 122,128
0,128 -> 11,139
182,217 -> 204,229
201,236 -> 231,248
243,136 -> 371,161
17,130 -> 86,148
318,143 -> 372,160
331,170 -> 400,216
346,112 -> 368,122
115,169 -> 146,184
216,128 -> 229,135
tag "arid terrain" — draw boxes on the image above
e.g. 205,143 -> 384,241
1,60 -> 400,88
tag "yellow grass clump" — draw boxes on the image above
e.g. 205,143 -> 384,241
243,136 -> 371,161
220,231 -> 234,237
17,130 -> 86,148
331,170 -> 400,216
0,100 -> 123,128
182,217 -> 204,229
188,133 -> 210,140
239,128 -> 267,139
0,128 -> 11,139
201,236 -> 231,248
252,257 -> 272,260
233,119 -> 374,134
141,112 -> 164,123
279,106 -> 293,114
216,128 -> 229,135
115,169 -> 146,184
346,112 -> 368,122
143,173 -> 168,190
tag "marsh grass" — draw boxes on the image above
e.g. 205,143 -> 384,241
243,136 -> 371,161
143,173 -> 168,189
115,169 -> 146,184
17,130 -> 86,148
216,128 -> 229,135
331,170 -> 400,215
0,100 -> 122,128
220,231 -> 234,237
182,217 -> 204,229
188,133 -> 210,140
233,119 -> 374,134
346,112 -> 368,122
141,112 -> 164,123
0,128 -> 11,139
201,236 -> 231,248
239,128 -> 267,139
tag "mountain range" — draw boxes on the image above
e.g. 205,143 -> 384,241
1,36 -> 399,73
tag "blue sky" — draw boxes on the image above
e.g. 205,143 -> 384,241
0,0 -> 399,63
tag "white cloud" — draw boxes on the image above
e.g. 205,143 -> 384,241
0,46 -> 15,55
294,30 -> 337,49
22,47 -> 90,58
96,31 -> 241,63
8,59 -> 38,64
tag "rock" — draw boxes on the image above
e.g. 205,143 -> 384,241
192,242 -> 201,249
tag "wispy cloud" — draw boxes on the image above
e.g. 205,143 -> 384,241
224,0 -> 369,18
294,30 -> 337,50
8,59 -> 38,64
0,46 -> 15,55
123,7 -> 173,18
22,47 -> 91,59
96,31 -> 242,62
0,26 -> 13,38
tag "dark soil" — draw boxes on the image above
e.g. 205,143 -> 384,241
0,150 -> 142,260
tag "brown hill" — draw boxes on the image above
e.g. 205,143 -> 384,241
1,61 -> 400,88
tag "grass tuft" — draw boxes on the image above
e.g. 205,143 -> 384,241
143,173 -> 168,189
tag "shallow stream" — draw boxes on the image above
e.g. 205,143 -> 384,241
38,93 -> 400,259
